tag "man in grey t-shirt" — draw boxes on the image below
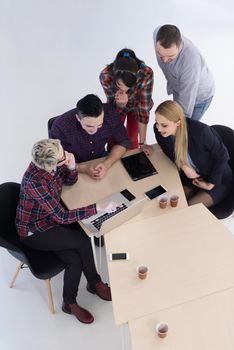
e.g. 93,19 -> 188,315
153,25 -> 215,120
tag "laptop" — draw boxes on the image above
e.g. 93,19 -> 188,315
81,189 -> 146,236
121,152 -> 158,181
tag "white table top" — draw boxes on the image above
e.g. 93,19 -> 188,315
62,144 -> 187,225
129,287 -> 234,350
105,204 -> 234,325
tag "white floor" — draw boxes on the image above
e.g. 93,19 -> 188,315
0,217 -> 233,350
0,243 -> 131,350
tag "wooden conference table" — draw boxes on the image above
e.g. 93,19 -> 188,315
104,203 -> 234,325
128,287 -> 234,350
61,145 -> 234,348
62,144 -> 187,224
62,143 -> 187,269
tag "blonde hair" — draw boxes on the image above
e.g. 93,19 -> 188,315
155,100 -> 189,168
32,139 -> 61,171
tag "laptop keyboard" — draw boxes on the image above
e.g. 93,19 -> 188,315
91,203 -> 128,231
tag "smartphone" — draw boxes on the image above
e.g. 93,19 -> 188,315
144,185 -> 167,200
120,189 -> 136,202
109,253 -> 129,261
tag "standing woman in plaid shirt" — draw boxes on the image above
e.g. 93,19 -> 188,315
16,139 -> 114,324
100,48 -> 154,155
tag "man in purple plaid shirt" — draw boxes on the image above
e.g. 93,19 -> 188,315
49,94 -> 131,180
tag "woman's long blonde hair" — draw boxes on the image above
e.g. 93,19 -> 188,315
155,100 -> 189,168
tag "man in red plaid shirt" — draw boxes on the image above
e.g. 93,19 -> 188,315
16,139 -> 116,324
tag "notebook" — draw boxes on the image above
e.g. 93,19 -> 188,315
81,190 -> 146,236
121,152 -> 158,181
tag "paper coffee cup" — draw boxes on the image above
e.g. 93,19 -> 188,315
159,196 -> 168,209
137,265 -> 148,279
155,322 -> 168,338
170,195 -> 179,208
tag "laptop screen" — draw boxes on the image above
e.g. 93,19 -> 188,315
121,152 -> 158,181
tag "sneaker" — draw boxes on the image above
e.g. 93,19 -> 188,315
87,281 -> 112,301
62,302 -> 94,324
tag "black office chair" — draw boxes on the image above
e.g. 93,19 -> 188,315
0,182 -> 65,313
209,125 -> 234,219
48,116 -> 58,135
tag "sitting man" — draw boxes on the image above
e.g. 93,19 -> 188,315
49,94 -> 131,180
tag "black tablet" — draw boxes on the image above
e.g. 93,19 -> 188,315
121,152 -> 158,181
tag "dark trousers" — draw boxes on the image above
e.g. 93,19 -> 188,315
23,223 -> 101,304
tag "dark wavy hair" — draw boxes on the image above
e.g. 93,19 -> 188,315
76,94 -> 103,119
109,48 -> 145,88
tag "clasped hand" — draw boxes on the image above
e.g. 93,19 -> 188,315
115,90 -> 128,107
181,164 -> 214,191
87,163 -> 107,180
192,177 -> 214,191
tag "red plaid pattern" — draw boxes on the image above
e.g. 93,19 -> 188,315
16,162 -> 96,238
100,64 -> 154,124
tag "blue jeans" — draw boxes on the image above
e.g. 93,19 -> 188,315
191,96 -> 213,121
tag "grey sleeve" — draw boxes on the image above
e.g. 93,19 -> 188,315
153,27 -> 159,44
152,27 -> 159,54
173,54 -> 201,118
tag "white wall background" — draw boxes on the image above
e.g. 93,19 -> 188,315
1,0 -> 234,184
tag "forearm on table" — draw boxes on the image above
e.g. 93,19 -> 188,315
77,163 -> 89,174
103,145 -> 127,169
